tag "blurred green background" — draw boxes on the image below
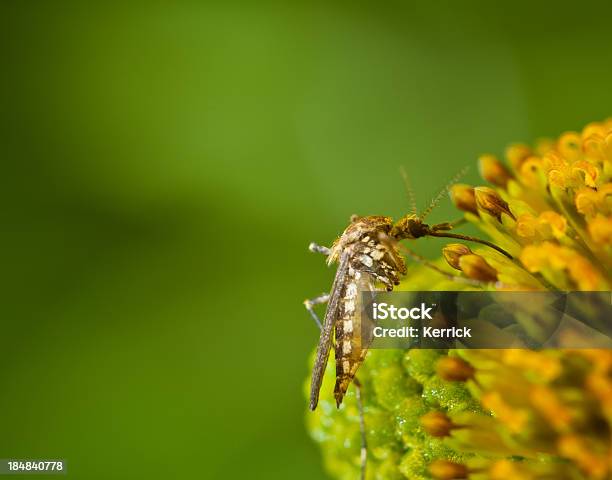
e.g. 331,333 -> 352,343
2,1 -> 612,478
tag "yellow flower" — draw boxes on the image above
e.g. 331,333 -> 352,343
307,120 -> 612,480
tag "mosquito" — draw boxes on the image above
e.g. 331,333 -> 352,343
305,215 -> 406,480
306,169 -> 514,405
304,169 -> 515,480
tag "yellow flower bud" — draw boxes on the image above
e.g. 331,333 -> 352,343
442,244 -> 472,270
429,460 -> 469,480
449,184 -> 478,215
478,154 -> 512,187
420,411 -> 454,437
489,460 -> 531,480
520,156 -> 548,189
459,254 -> 498,282
505,143 -> 532,170
436,356 -> 475,382
474,187 -> 515,221
557,132 -> 582,162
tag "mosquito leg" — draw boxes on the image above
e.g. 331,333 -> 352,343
353,377 -> 367,480
303,293 -> 330,330
309,242 -> 331,256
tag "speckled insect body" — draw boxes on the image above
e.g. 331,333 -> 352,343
308,216 -> 406,410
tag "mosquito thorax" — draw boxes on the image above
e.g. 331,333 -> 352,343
327,216 -> 394,262
391,214 -> 429,240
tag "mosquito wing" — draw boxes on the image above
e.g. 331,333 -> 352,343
309,249 -> 350,411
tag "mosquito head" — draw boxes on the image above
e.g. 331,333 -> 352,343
390,214 -> 428,240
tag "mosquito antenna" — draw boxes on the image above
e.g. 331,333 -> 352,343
399,166 -> 418,215
420,166 -> 469,221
